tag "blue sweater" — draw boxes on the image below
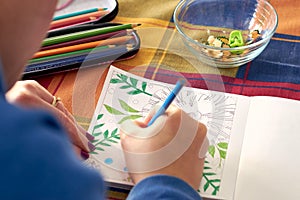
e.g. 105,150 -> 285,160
0,74 -> 201,200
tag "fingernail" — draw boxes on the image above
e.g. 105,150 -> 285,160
86,132 -> 95,142
81,150 -> 90,160
88,141 -> 96,152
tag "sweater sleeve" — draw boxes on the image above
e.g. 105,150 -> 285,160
127,175 -> 202,200
0,104 -> 106,200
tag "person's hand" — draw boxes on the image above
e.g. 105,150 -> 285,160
120,105 -> 209,190
5,80 -> 95,158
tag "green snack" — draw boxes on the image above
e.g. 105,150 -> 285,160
229,30 -> 244,54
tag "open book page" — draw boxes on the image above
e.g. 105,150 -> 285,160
55,0 -> 117,16
86,66 -> 248,199
234,96 -> 300,200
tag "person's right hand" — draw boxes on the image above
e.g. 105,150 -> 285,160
120,105 -> 209,190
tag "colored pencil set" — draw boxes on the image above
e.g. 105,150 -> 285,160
24,7 -> 141,77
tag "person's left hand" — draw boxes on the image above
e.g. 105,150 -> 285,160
5,80 -> 95,159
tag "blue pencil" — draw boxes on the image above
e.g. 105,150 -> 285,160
147,79 -> 186,126
53,8 -> 108,21
25,45 -> 131,73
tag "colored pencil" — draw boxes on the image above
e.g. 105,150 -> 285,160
50,10 -> 110,29
147,79 -> 186,126
34,35 -> 133,58
26,45 -> 133,73
40,29 -> 132,51
43,23 -> 141,47
30,45 -> 115,64
53,8 -> 108,21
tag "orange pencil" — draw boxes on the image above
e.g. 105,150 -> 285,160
33,36 -> 133,58
50,10 -> 110,29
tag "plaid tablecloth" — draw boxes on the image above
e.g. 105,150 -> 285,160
36,0 -> 300,199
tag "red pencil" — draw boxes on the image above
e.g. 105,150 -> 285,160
50,10 -> 109,29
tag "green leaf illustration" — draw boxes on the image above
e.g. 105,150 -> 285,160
212,186 -> 220,195
92,131 -> 102,137
203,172 -> 216,176
120,85 -> 131,89
130,77 -> 138,87
110,78 -> 123,83
118,74 -> 128,81
217,142 -> 228,149
96,147 -> 104,151
107,139 -> 118,143
208,145 -> 215,158
202,160 -> 221,196
110,73 -> 152,96
204,181 -> 210,192
92,126 -> 121,152
111,128 -> 118,137
104,104 -> 124,115
128,90 -> 143,95
97,141 -> 111,146
114,135 -> 120,140
103,130 -> 109,139
92,123 -> 104,136
119,99 -> 140,113
118,115 -> 142,124
142,82 -> 147,92
97,114 -> 104,120
218,149 -> 227,159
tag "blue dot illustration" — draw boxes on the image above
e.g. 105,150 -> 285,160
123,167 -> 128,172
104,158 -> 113,165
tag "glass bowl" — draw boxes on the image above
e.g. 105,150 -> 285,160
173,0 -> 278,68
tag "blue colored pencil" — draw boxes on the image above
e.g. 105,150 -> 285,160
147,79 -> 186,126
53,8 -> 108,21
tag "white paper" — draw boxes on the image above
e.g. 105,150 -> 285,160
86,66 -> 242,199
234,96 -> 300,200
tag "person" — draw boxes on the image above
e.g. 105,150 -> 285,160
0,0 -> 208,199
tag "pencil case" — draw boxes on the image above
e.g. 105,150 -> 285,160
51,0 -> 119,31
23,0 -> 141,79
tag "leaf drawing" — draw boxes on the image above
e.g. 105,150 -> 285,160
201,160 -> 221,195
104,104 -> 124,115
201,142 -> 228,195
119,99 -> 139,113
104,99 -> 143,124
92,127 -> 120,154
110,73 -> 152,96
92,114 -> 105,137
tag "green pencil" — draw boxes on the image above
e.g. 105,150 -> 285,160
43,23 -> 141,47
30,45 -> 114,64
53,8 -> 108,21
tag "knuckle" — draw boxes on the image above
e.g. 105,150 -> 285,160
14,90 -> 32,104
22,80 -> 38,91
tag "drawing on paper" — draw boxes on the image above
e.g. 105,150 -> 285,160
86,67 -> 237,196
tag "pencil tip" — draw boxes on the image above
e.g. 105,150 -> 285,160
177,78 -> 186,86
132,23 -> 141,28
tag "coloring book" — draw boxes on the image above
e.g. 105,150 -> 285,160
86,66 -> 300,200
